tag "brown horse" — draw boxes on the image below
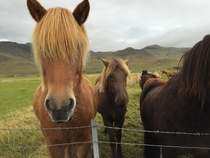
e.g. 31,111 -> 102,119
143,78 -> 167,89
95,58 -> 129,158
27,0 -> 97,157
140,34 -> 210,158
140,70 -> 157,90
153,71 -> 161,78
162,69 -> 177,79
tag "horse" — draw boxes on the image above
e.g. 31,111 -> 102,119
140,34 -> 210,158
143,78 -> 167,89
139,70 -> 157,90
153,71 -> 161,78
27,0 -> 97,157
162,69 -> 177,79
95,58 -> 129,158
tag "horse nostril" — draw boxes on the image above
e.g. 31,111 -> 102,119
45,98 -> 56,112
116,98 -> 119,103
115,97 -> 127,107
45,98 -> 51,111
116,98 -> 123,105
67,98 -> 75,112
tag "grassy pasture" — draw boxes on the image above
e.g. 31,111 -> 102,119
0,74 -> 145,158
0,74 -> 193,158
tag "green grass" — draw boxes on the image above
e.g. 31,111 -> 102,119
0,77 -> 44,158
0,78 -> 40,116
0,75 -> 144,157
0,75 -> 193,158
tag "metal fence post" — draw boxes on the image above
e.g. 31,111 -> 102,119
91,119 -> 99,158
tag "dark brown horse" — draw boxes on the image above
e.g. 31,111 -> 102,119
140,34 -> 210,158
140,70 -> 157,90
27,0 -> 97,157
162,69 -> 177,79
95,58 -> 129,158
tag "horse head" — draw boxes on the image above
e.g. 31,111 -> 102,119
101,58 -> 129,108
140,70 -> 157,90
27,0 -> 90,123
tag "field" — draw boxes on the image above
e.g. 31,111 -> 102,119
0,73 -> 148,158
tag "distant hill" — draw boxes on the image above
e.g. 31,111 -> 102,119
0,42 -> 33,61
0,41 -> 37,77
0,41 -> 190,77
86,45 -> 189,73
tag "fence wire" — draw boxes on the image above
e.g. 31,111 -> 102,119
1,125 -> 210,136
1,124 -> 210,151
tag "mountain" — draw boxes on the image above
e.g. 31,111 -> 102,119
86,45 -> 189,73
0,41 -> 190,77
0,41 -> 37,77
0,42 -> 32,61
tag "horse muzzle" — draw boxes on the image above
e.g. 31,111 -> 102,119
44,97 -> 76,123
115,98 -> 127,108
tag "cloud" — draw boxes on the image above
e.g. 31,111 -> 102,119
0,0 -> 210,51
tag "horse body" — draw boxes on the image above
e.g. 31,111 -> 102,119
140,35 -> 210,158
96,58 -> 129,158
162,69 -> 177,79
143,78 -> 167,89
27,0 -> 97,157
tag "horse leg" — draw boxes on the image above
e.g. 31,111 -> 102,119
192,149 -> 210,158
103,119 -> 117,158
65,145 -> 72,158
114,119 -> 125,158
103,128 -> 108,135
143,132 -> 160,158
47,145 -> 66,158
162,148 -> 177,158
75,143 -> 91,158
65,144 -> 91,158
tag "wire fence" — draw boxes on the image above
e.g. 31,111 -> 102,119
0,107 -> 210,158
1,120 -> 210,157
2,125 -> 210,136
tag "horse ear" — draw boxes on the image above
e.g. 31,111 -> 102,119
27,0 -> 47,22
124,59 -> 129,65
73,0 -> 90,25
100,58 -> 109,67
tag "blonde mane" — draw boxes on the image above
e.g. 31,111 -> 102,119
32,7 -> 89,66
100,58 -> 130,92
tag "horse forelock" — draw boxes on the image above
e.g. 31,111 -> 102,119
179,34 -> 210,98
99,58 -> 129,93
32,7 -> 89,68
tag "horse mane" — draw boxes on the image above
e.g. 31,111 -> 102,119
32,7 -> 89,66
179,35 -> 210,98
100,58 -> 130,93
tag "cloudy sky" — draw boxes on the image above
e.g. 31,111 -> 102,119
0,0 -> 210,51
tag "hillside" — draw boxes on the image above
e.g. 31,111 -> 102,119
0,41 -> 190,77
0,42 -> 37,77
86,45 -> 189,73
